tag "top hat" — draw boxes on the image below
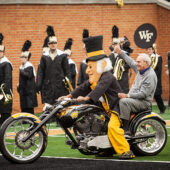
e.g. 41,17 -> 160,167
21,40 -> 32,60
0,33 -> 5,52
46,25 -> 57,44
83,35 -> 107,62
42,36 -> 49,53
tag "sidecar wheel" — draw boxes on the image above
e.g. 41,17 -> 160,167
132,118 -> 167,156
0,117 -> 47,164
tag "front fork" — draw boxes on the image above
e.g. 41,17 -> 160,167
22,105 -> 63,142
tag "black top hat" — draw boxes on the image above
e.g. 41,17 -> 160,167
83,35 -> 107,62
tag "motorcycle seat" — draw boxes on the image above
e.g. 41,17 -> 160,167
130,109 -> 152,120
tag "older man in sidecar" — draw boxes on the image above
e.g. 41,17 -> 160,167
59,35 -> 135,159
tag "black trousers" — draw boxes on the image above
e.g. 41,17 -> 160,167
0,112 -> 11,126
154,95 -> 165,112
21,108 -> 34,114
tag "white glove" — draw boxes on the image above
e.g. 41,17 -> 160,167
43,103 -> 53,111
0,94 -> 3,100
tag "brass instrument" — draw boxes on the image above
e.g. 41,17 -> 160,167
150,43 -> 158,70
113,57 -> 125,80
0,83 -> 13,105
63,77 -> 73,93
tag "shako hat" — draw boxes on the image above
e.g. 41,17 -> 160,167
21,40 -> 32,60
0,33 -> 5,52
112,25 -> 120,45
64,38 -> 73,56
83,35 -> 107,62
46,25 -> 57,44
42,36 -> 49,53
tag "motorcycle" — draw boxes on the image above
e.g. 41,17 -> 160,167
0,98 -> 167,163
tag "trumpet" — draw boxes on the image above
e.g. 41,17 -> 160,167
0,83 -> 13,105
113,58 -> 125,80
63,77 -> 73,93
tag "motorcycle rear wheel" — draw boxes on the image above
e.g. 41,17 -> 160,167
132,118 -> 167,156
0,117 -> 47,164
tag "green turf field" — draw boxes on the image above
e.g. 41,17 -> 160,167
42,105 -> 170,161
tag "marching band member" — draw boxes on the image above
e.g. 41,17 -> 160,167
109,25 -> 133,93
36,25 -> 70,108
146,45 -> 166,114
0,33 -> 13,125
77,29 -> 89,86
18,40 -> 37,114
64,38 -> 78,89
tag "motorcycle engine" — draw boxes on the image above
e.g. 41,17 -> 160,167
73,113 -> 109,151
73,113 -> 107,135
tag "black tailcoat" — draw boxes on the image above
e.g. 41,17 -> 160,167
18,62 -> 38,110
72,71 -> 122,113
36,50 -> 70,104
0,57 -> 13,114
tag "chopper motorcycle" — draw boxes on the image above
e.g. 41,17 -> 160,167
0,98 -> 167,163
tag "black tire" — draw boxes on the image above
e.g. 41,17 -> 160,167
0,116 -> 48,164
132,118 -> 167,156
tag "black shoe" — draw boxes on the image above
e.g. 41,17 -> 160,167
160,106 -> 166,114
118,150 -> 135,159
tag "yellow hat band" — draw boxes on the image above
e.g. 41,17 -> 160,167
87,50 -> 104,58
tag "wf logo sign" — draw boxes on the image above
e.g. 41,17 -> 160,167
134,23 -> 157,49
138,30 -> 153,42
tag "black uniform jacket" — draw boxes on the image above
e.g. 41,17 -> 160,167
0,56 -> 13,113
154,55 -> 163,95
36,50 -> 70,104
18,62 -> 37,109
77,60 -> 89,86
71,71 -> 122,114
109,52 -> 130,93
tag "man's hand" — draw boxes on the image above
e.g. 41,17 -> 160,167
118,93 -> 128,98
113,44 -> 122,55
77,96 -> 90,102
58,94 -> 72,101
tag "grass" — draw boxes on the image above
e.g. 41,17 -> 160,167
41,105 -> 170,161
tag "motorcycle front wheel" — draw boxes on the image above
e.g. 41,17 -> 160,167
0,117 -> 47,164
132,118 -> 167,156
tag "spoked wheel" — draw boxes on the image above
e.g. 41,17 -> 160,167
132,118 -> 167,156
0,117 -> 47,163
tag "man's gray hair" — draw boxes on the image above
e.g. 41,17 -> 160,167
138,53 -> 151,65
96,58 -> 113,74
